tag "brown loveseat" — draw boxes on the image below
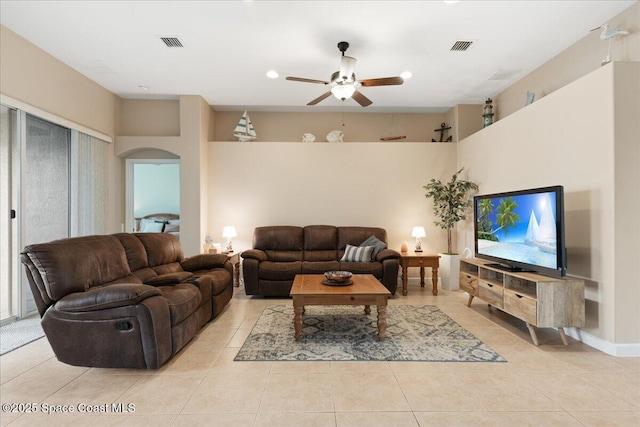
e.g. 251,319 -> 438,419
21,233 -> 233,369
242,225 -> 401,296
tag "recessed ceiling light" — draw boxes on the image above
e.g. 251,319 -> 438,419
266,70 -> 279,79
401,71 -> 413,80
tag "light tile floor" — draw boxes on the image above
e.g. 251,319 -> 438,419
1,283 -> 639,426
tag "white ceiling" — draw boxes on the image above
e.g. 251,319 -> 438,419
0,0 -> 635,112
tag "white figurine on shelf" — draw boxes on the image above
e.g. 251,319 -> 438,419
326,130 -> 344,143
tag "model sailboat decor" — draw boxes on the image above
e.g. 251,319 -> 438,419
233,110 -> 257,142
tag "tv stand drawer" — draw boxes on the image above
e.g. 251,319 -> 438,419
504,288 -> 537,325
478,280 -> 503,308
459,272 -> 478,295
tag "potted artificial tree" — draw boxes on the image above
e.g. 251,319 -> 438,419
423,168 -> 478,290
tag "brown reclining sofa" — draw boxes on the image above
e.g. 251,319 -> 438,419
21,233 -> 233,369
242,225 -> 401,297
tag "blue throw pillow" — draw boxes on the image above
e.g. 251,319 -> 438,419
341,244 -> 374,262
360,235 -> 387,261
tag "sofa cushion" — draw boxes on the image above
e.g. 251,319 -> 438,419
301,261 -> 341,274
193,269 -> 231,296
338,227 -> 387,250
131,267 -> 157,283
254,226 -> 304,251
340,261 -> 384,278
134,233 -> 184,267
156,283 -> 202,326
22,235 -> 132,301
360,235 -> 387,261
304,250 -> 338,262
258,261 -> 302,281
303,225 -> 337,258
340,244 -> 374,262
113,233 -> 149,271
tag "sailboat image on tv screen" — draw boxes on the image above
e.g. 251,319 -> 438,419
533,193 -> 557,253
524,211 -> 539,246
233,110 -> 257,142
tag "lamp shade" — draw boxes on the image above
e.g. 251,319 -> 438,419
222,226 -> 237,238
331,84 -> 356,100
411,226 -> 426,238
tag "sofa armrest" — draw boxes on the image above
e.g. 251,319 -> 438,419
376,248 -> 401,261
181,254 -> 229,271
241,249 -> 268,262
54,283 -> 162,313
145,272 -> 193,286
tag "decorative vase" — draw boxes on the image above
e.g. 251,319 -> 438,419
438,253 -> 460,291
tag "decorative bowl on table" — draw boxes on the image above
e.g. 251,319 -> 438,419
323,271 -> 353,286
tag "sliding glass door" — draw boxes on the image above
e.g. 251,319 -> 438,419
0,106 -> 18,322
21,115 -> 70,314
1,105 -> 107,321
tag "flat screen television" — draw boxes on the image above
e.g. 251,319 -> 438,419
474,185 -> 566,277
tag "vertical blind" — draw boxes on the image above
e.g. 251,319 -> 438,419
71,131 -> 108,236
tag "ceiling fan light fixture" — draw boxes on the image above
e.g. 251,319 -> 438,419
266,70 -> 279,79
331,84 -> 356,100
400,71 -> 413,80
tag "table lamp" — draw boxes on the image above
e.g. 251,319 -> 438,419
412,226 -> 425,252
222,226 -> 237,253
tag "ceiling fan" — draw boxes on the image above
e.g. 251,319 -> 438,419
286,41 -> 404,107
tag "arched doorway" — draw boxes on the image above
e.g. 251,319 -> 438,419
125,149 -> 180,237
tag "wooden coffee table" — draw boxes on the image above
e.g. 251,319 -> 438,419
289,274 -> 391,341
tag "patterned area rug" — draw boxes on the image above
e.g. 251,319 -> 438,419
235,305 -> 506,362
0,316 -> 45,355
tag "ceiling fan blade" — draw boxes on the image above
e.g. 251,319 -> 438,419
351,90 -> 372,107
358,76 -> 404,87
339,56 -> 357,81
307,91 -> 333,106
286,76 -> 330,85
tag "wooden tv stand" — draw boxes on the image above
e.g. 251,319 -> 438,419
459,258 -> 585,346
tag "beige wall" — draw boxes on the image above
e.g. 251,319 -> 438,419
445,104 -> 483,143
214,111 -> 449,142
207,141 -> 457,269
115,96 -> 210,256
458,62 -> 639,348
613,62 -> 640,344
120,99 -> 180,136
0,25 -> 120,137
495,2 -> 640,120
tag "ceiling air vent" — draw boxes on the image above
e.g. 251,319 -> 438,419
488,69 -> 522,80
160,37 -> 183,48
450,40 -> 474,51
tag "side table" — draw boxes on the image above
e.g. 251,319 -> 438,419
399,252 -> 440,296
223,251 -> 241,287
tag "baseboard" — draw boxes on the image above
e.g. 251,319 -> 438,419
563,328 -> 640,357
405,277 -> 434,285
402,277 -> 439,289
